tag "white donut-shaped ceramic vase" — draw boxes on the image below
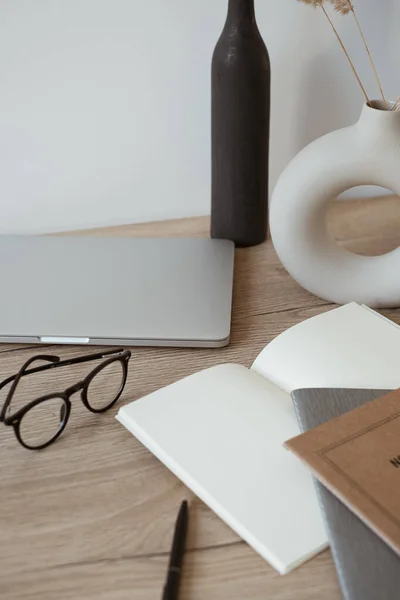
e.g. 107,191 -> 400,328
270,101 -> 400,308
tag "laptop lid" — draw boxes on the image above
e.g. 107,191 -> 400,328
0,236 -> 234,347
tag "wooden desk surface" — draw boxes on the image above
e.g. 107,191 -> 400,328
1,196 -> 400,600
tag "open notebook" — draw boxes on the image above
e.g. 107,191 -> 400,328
116,303 -> 400,574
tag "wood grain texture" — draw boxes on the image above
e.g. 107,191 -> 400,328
1,197 -> 400,599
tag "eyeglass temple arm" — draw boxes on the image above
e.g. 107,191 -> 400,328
0,355 -> 60,421
0,348 -> 127,395
53,348 -> 127,370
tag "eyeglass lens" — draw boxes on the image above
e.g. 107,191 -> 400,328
18,397 -> 67,449
85,360 -> 125,411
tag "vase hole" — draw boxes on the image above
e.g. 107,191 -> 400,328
327,193 -> 400,257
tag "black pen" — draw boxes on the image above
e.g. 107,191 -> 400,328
162,500 -> 189,600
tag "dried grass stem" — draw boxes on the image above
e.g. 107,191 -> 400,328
346,2 -> 387,107
321,5 -> 369,103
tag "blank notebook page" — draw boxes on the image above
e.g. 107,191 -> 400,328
252,303 -> 400,393
117,363 -> 327,575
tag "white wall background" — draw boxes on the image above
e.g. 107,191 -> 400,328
0,0 -> 398,233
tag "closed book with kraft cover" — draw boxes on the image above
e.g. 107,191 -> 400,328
291,388 -> 400,600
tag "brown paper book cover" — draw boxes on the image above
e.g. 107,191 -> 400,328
285,388 -> 400,557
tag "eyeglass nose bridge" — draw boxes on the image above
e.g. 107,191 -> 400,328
65,381 -> 85,396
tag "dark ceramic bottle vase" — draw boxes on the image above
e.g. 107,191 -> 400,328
211,0 -> 270,247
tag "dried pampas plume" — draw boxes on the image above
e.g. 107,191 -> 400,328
297,0 -> 324,6
330,0 -> 352,14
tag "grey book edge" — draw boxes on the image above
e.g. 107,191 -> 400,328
291,388 -> 400,600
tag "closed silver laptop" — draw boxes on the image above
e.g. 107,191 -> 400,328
0,236 -> 234,347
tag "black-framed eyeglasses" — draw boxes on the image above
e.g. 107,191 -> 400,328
0,348 -> 131,450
